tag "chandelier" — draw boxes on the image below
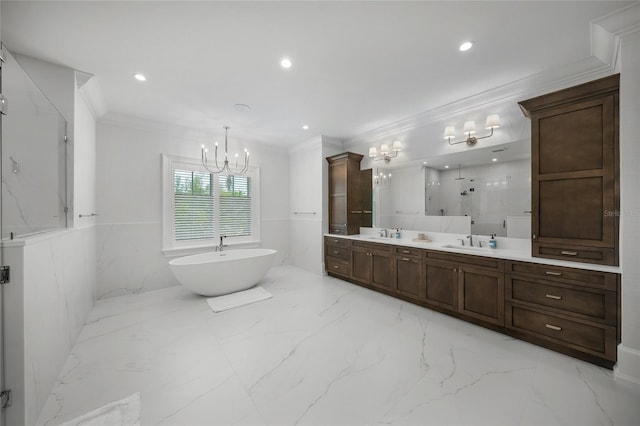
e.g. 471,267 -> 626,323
201,126 -> 249,176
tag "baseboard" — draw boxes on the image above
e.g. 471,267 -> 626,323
614,345 -> 640,386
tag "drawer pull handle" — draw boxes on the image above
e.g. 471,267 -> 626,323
545,271 -> 562,276
333,239 -> 339,243
561,251 -> 578,256
545,294 -> 562,300
333,266 -> 339,269
363,210 -> 373,214
402,258 -> 411,262
545,324 -> 562,331
351,210 -> 363,214
402,250 -> 411,254
333,251 -> 339,254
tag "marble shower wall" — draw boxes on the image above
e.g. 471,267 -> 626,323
3,227 -> 96,426
96,121 -> 291,299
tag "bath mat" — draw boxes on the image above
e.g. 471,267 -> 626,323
207,286 -> 272,312
60,392 -> 141,426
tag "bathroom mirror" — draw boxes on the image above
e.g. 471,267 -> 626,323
1,49 -> 68,239
373,140 -> 531,238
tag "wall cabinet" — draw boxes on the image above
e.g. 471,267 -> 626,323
326,152 -> 373,235
324,236 -> 619,368
519,74 -> 619,266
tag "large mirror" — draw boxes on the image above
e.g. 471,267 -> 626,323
373,140 -> 531,239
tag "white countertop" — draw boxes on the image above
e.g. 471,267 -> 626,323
325,232 -> 622,274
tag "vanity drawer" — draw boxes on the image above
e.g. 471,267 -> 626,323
506,276 -> 617,325
352,240 -> 392,253
506,304 -> 616,360
326,257 -> 350,277
426,250 -> 504,271
506,260 -> 618,290
533,243 -> 617,266
325,236 -> 351,248
326,246 -> 350,260
394,246 -> 423,258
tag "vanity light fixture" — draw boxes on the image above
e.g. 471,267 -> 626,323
201,126 -> 249,176
444,114 -> 500,146
369,140 -> 402,163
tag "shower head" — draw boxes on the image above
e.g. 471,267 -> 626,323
454,164 -> 465,180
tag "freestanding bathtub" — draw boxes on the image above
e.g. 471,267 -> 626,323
169,248 -> 277,296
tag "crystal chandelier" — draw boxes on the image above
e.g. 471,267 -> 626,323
201,126 -> 249,176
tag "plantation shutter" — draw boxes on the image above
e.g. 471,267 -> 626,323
218,175 -> 252,237
173,169 -> 215,240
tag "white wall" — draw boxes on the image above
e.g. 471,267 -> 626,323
617,24 -> 640,385
289,138 -> 323,274
96,120 -> 290,298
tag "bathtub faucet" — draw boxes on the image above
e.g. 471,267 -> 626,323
218,235 -> 227,252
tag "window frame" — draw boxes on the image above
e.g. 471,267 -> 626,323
161,154 -> 261,255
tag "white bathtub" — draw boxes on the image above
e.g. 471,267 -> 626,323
169,248 -> 277,296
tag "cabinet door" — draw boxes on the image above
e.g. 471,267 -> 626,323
424,259 -> 458,311
459,266 -> 505,326
531,94 -> 618,264
395,256 -> 422,300
351,249 -> 371,283
371,252 -> 393,290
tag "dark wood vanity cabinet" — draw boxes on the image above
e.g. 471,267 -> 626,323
351,241 -> 393,290
505,260 -> 620,367
425,251 -> 505,326
324,236 -> 351,278
519,74 -> 620,266
393,246 -> 423,300
324,236 -> 620,368
326,152 -> 373,235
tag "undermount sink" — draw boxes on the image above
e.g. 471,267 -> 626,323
441,244 -> 490,252
364,236 -> 393,241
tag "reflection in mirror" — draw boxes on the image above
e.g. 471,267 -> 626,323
2,50 -> 68,239
372,141 -> 531,239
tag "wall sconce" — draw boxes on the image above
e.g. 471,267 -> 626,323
444,114 -> 500,146
369,140 -> 402,162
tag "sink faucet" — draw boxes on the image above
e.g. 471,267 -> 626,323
466,235 -> 473,247
457,238 -> 465,246
379,228 -> 388,238
218,235 -> 227,252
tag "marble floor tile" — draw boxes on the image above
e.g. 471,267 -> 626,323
36,265 -> 640,426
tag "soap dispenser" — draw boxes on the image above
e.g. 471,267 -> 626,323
489,234 -> 497,249
395,228 -> 401,239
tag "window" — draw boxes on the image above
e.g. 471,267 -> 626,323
162,154 -> 260,252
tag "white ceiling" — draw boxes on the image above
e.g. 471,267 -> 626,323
1,1 -> 631,147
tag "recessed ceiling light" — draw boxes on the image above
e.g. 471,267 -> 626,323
233,103 -> 251,113
280,58 -> 292,69
492,158 -> 498,162
133,73 -> 146,81
459,41 -> 474,52
302,124 -> 309,130
445,165 -> 450,169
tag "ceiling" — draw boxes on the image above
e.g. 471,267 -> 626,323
1,1 -> 630,147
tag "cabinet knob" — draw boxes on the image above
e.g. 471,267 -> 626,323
532,234 -> 537,240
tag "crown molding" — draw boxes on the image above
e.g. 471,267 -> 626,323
99,112 -> 289,153
591,2 -> 640,70
344,57 -> 614,148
